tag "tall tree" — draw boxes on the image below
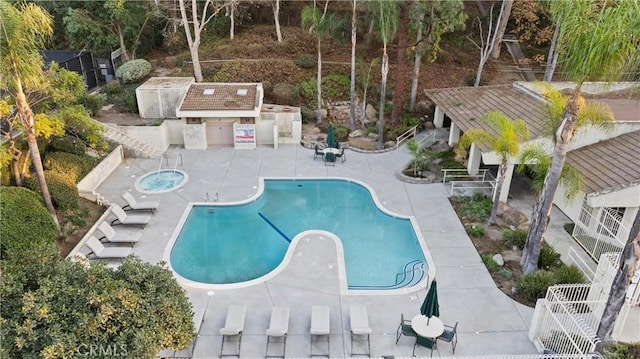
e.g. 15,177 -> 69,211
490,0 -> 513,59
409,0 -> 467,111
178,0 -> 225,82
458,111 -> 529,225
0,1 -> 59,229
301,0 -> 330,125
349,0 -> 358,131
371,0 -> 399,150
595,211 -> 640,353
271,0 -> 282,42
469,1 -> 508,87
520,0 -> 639,274
390,0 -> 411,125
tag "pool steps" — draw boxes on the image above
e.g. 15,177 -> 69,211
348,259 -> 425,290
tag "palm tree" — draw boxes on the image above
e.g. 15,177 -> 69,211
371,0 -> 399,150
457,111 -> 530,225
520,0 -> 639,275
302,0 -> 330,125
0,0 -> 60,230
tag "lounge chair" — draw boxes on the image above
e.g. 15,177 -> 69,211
97,221 -> 141,246
220,305 -> 246,357
437,321 -> 458,354
310,306 -> 330,357
110,205 -> 151,228
350,305 -> 371,356
413,335 -> 439,357
314,144 -> 324,160
396,313 -> 417,344
265,307 -> 289,358
122,192 -> 159,212
85,235 -> 131,261
324,152 -> 336,166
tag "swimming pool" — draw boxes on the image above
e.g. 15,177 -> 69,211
168,178 -> 430,290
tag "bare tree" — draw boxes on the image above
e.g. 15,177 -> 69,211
468,1 -> 507,87
271,0 -> 282,42
490,0 -> 513,59
544,17 -> 561,82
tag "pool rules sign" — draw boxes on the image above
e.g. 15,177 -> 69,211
233,123 -> 256,149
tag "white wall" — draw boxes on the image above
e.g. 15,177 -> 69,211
554,184 -> 587,222
116,124 -> 169,152
77,145 -> 124,202
570,122 -> 640,150
164,120 -> 185,145
588,184 -> 640,208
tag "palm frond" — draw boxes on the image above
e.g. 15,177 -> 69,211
559,163 -> 583,201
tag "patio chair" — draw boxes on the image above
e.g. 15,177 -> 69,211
314,144 -> 324,160
350,305 -> 371,356
85,235 -> 132,261
110,205 -> 151,228
220,304 -> 246,357
335,148 -> 346,163
413,335 -> 439,357
265,307 -> 289,358
122,192 -> 159,212
395,313 -> 417,344
437,321 -> 458,354
324,152 -> 336,166
97,222 -> 141,246
310,306 -> 330,357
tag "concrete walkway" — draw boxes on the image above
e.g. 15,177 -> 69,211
93,140 -> 538,358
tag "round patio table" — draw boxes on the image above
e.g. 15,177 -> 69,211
411,315 -> 444,339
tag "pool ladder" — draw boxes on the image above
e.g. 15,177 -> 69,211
159,153 -> 183,170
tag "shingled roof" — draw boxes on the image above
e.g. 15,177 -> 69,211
566,130 -> 640,195
179,83 -> 258,111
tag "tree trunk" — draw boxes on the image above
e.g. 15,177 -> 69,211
229,3 -> 235,40
190,43 -> 203,82
179,0 -> 203,82
488,163 -> 507,225
474,58 -> 484,87
490,0 -> 513,60
349,0 -> 357,131
273,0 -> 282,42
377,46 -> 389,150
409,19 -> 424,112
10,147 -> 22,186
521,89 -> 581,274
595,211 -> 640,353
315,37 -> 323,125
391,1 -> 411,125
544,18 -> 561,82
13,76 -> 60,230
116,22 -> 130,62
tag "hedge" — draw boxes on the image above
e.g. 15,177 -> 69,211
25,171 -> 79,211
0,186 -> 58,260
115,59 -> 152,84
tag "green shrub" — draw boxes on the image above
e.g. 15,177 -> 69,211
272,83 -> 300,106
401,114 -> 423,131
25,171 -> 79,211
44,152 -> 83,180
300,106 -> 315,123
122,89 -> 139,113
553,264 -> 586,284
83,93 -> 106,117
48,135 -> 87,156
321,74 -> 350,102
115,59 -> 152,84
603,341 -> 640,359
563,222 -> 575,235
102,80 -> 122,95
519,270 -> 555,302
450,193 -> 492,222
0,186 -> 58,260
503,229 -> 527,249
366,127 -> 378,135
466,224 -> 485,238
295,55 -> 315,69
482,254 -> 501,272
539,243 -> 562,270
300,78 -> 317,105
334,126 -> 349,141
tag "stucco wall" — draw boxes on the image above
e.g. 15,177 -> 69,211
77,145 -> 123,202
116,124 -> 169,152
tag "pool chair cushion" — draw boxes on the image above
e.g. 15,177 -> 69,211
122,192 -> 159,212
110,205 -> 151,228
266,307 -> 290,337
350,305 -> 371,335
98,222 -> 141,245
85,236 -> 132,260
310,306 -> 330,335
220,305 -> 246,336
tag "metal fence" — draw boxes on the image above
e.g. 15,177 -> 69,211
572,202 -> 627,262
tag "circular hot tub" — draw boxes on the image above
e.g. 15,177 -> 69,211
135,170 -> 188,194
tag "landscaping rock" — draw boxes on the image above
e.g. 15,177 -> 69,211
384,140 -> 396,149
367,132 -> 379,140
492,253 -> 505,266
502,206 -> 529,228
349,129 -> 364,138
498,269 -> 513,279
365,104 -> 377,123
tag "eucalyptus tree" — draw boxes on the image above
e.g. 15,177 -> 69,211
520,0 -> 640,275
349,0 -> 358,131
390,0 -> 412,125
490,0 -> 513,59
178,0 -> 226,82
0,0 -> 59,229
469,1 -> 509,87
458,111 -> 529,225
371,0 -> 399,150
271,0 -> 283,42
409,0 -> 467,111
302,0 -> 331,125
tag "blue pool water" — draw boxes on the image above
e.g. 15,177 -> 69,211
170,179 -> 427,289
137,170 -> 187,194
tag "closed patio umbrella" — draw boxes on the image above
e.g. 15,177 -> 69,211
326,123 -> 336,148
420,279 -> 439,323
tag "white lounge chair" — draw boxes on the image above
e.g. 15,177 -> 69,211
110,205 -> 151,228
122,192 -> 159,213
97,222 -> 141,246
220,305 -> 246,357
266,307 -> 289,358
350,305 -> 372,356
310,306 -> 330,357
85,236 -> 131,261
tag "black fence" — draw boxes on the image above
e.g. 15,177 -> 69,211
41,50 -> 113,91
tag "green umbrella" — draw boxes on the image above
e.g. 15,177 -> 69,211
326,123 -> 337,148
420,279 -> 440,323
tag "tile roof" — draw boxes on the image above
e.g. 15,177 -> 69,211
179,84 -> 258,111
566,130 -> 640,194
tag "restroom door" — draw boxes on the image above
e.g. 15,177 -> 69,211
206,122 -> 234,146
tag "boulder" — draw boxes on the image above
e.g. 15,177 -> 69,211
384,140 -> 396,149
492,253 -> 505,266
501,206 -> 529,228
349,129 -> 364,138
497,201 -> 509,217
365,104 -> 377,123
367,132 -> 379,140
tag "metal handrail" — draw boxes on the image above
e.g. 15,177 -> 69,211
396,125 -> 418,149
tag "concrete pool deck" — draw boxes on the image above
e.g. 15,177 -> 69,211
93,139 -> 538,358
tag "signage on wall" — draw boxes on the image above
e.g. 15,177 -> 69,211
234,124 -> 255,144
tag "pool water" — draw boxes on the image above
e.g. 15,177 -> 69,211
136,170 -> 188,194
169,179 -> 427,289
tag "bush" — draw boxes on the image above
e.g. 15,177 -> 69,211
295,55 -> 315,69
25,171 -> 79,211
539,243 -> 562,270
321,74 -> 350,102
122,88 -> 139,113
48,135 -> 87,156
83,93 -> 106,117
482,254 -> 501,272
564,222 -> 575,235
272,83 -> 300,106
44,152 -> 83,180
519,270 -> 556,302
603,341 -> 640,359
466,224 -> 485,238
334,126 -> 349,141
553,264 -> 586,284
503,229 -> 527,249
115,59 -> 152,84
450,193 -> 492,222
0,186 -> 58,260
102,80 -> 122,95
